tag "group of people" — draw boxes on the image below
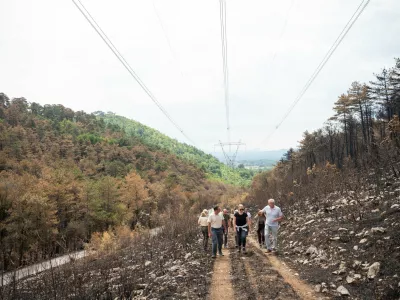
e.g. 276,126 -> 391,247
198,199 -> 283,258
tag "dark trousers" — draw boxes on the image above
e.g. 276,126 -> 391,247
257,223 -> 265,245
201,226 -> 208,250
237,228 -> 247,248
211,227 -> 223,256
223,227 -> 228,247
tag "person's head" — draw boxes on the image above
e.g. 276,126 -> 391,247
238,204 -> 245,214
245,208 -> 249,213
268,199 -> 275,208
223,208 -> 228,214
201,209 -> 208,217
213,205 -> 220,214
257,210 -> 264,217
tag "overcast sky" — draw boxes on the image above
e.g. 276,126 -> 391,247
1,0 -> 399,154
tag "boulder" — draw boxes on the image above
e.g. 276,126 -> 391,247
367,262 -> 380,279
337,285 -> 350,296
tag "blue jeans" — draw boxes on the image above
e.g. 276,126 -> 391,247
265,225 -> 279,250
211,227 -> 223,256
237,227 -> 247,248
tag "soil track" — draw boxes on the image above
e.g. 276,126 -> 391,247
209,231 -> 322,300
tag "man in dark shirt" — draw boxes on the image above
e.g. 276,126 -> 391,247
222,209 -> 230,248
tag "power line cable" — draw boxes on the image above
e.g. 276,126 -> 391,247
259,0 -> 370,148
72,0 -> 196,146
219,0 -> 231,144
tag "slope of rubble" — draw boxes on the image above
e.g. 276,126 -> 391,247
279,175 -> 400,299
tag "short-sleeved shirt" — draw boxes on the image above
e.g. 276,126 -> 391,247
246,212 -> 252,219
208,213 -> 223,229
234,212 -> 248,227
262,205 -> 283,227
198,216 -> 208,226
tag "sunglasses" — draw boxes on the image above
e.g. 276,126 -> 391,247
239,209 -> 244,211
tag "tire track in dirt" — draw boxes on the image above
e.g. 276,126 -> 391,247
247,236 -> 322,300
209,247 -> 234,300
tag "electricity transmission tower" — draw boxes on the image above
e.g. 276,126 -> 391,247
215,140 -> 246,168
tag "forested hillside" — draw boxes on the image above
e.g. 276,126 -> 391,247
249,58 -> 400,299
0,94 -> 243,272
97,113 -> 255,185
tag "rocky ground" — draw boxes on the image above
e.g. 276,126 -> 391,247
1,218 -> 214,300
276,173 -> 400,299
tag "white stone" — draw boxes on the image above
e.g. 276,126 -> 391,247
338,228 -> 348,231
145,261 -> 152,267
305,219 -> 315,225
367,262 -> 380,279
346,276 -> 355,284
314,284 -> 322,292
306,245 -> 318,255
353,246 -> 358,251
359,238 -> 368,244
391,204 -> 399,209
371,227 -> 386,233
337,285 -> 350,295
331,237 -> 341,241
184,253 -> 191,260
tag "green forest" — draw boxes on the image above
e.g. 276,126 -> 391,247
97,113 -> 255,185
0,96 -> 246,271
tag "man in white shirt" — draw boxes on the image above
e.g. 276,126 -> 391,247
208,205 -> 226,258
262,199 -> 284,252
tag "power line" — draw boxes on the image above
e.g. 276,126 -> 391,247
72,0 -> 196,146
219,0 -> 230,144
269,0 -> 296,65
152,0 -> 185,79
259,0 -> 371,148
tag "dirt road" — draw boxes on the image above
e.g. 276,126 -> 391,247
209,232 -> 322,300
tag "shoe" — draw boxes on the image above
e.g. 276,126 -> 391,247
212,255 -> 216,259
219,252 -> 224,256
259,244 -> 262,248
235,245 -> 238,248
237,248 -> 241,253
266,249 -> 272,253
243,248 -> 247,254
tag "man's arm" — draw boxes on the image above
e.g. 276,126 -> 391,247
208,222 -> 212,237
273,209 -> 284,222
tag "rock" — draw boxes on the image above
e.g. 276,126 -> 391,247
359,238 -> 368,244
391,204 -> 399,209
330,237 -> 340,241
314,284 -> 322,292
145,261 -> 151,267
306,245 -> 318,255
367,262 -> 380,279
352,260 -> 362,268
353,246 -> 358,251
305,219 -> 315,225
346,276 -> 355,284
371,227 -> 386,234
337,285 -> 350,296
338,228 -> 348,231
184,253 -> 191,260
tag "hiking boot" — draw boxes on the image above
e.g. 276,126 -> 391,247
243,248 -> 247,254
266,249 -> 272,253
211,255 -> 216,259
219,252 -> 224,256
237,248 -> 241,253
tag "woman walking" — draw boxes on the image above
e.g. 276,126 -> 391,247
198,209 -> 209,251
233,204 -> 250,253
256,210 -> 266,247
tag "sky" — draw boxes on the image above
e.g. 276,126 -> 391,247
1,0 -> 400,155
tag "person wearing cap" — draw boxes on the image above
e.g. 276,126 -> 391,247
222,209 -> 230,248
198,209 -> 209,251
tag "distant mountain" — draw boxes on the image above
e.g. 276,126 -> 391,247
212,149 -> 288,164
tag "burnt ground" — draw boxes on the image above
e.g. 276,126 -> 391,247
256,175 -> 400,300
227,233 -> 300,300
